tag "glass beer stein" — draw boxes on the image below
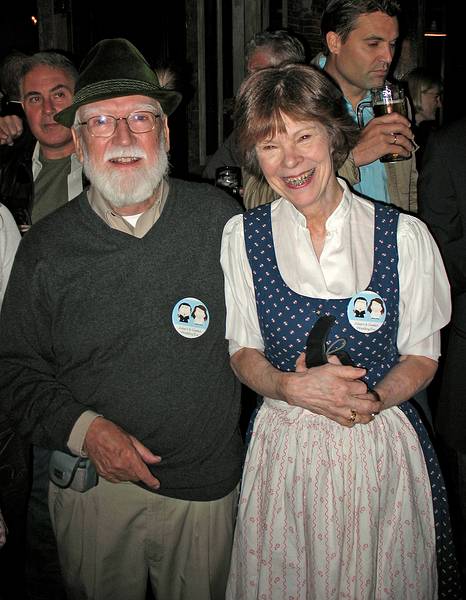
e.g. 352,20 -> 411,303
357,82 -> 410,163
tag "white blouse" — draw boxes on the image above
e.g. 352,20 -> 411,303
0,203 -> 21,309
221,179 -> 451,361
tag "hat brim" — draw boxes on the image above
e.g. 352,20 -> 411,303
54,79 -> 182,128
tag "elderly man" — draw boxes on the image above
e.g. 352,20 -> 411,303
0,38 -> 243,600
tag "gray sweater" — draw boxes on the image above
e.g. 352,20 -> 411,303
0,178 -> 243,501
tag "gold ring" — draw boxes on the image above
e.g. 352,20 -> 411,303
392,134 -> 398,145
348,409 -> 357,424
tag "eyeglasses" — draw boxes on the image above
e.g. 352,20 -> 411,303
78,111 -> 161,137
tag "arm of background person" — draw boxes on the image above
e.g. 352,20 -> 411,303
338,112 -> 416,188
337,150 -> 360,186
0,114 -> 23,146
353,112 -> 415,167
385,153 -> 418,214
407,152 -> 418,213
418,122 -> 466,295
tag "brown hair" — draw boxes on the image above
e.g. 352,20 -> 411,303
234,63 -> 359,177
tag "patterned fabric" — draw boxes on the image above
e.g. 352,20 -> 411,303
0,508 -> 6,548
246,203 -> 399,384
227,202 -> 461,599
399,403 -> 463,598
230,400 -> 436,600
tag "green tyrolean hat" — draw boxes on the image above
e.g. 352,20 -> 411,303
55,38 -> 182,128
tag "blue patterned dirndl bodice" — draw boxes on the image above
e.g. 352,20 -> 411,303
244,201 -> 398,387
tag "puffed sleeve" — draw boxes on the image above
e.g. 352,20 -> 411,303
220,213 -> 265,355
397,213 -> 451,359
0,204 -> 21,308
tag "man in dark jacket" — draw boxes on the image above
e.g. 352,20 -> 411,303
419,115 -> 466,591
0,51 -> 82,232
0,51 -> 83,600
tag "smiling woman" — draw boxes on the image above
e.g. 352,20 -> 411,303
254,116 -> 337,226
221,62 -> 460,599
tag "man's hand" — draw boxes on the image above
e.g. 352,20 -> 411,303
0,115 -> 24,146
83,417 -> 161,489
353,112 -> 416,167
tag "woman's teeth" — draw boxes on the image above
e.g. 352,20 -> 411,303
284,169 -> 314,186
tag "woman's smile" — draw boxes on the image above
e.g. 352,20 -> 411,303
282,168 -> 315,188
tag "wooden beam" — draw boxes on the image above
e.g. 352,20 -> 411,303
36,0 -> 71,51
217,0 -> 224,146
282,0 -> 288,27
197,0 -> 207,165
262,0 -> 270,30
232,0 -> 245,91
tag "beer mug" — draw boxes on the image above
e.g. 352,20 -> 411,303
357,82 -> 410,163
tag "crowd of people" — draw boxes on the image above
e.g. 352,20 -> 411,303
0,1 -> 464,599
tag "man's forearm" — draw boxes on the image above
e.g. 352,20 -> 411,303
338,152 -> 360,185
0,359 -> 85,449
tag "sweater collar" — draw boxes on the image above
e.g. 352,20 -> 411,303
87,177 -> 169,238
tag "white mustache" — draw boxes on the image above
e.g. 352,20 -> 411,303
104,147 -> 147,161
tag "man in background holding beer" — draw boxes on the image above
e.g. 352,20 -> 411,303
317,0 -> 418,213
316,0 -> 434,461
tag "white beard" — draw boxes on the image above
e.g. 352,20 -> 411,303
82,137 -> 169,208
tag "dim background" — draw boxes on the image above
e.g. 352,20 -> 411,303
0,0 -> 462,178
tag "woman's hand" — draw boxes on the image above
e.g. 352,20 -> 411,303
231,347 -> 381,427
284,353 -> 381,427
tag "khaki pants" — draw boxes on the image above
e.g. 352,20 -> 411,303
49,478 -> 238,600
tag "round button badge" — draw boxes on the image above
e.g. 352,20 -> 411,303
172,297 -> 210,338
347,291 -> 386,334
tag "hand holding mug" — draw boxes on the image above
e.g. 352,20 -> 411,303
357,82 -> 417,163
